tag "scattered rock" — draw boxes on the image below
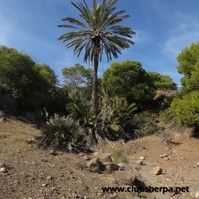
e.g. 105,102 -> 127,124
138,156 -> 145,160
79,153 -> 85,157
41,183 -> 48,187
104,162 -> 119,173
190,185 -> 199,199
152,166 -> 163,175
114,170 -> 137,185
92,152 -> 99,157
0,163 -> 9,173
117,162 -> 126,170
86,158 -> 106,173
83,155 -> 91,161
195,162 -> 199,167
0,117 -> 7,123
46,176 -> 53,180
26,138 -> 35,144
160,154 -> 168,158
137,159 -> 143,165
110,193 -> 117,198
50,149 -> 57,155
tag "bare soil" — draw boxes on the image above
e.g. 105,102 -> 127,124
0,118 -> 199,199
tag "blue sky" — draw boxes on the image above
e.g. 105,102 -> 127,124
0,0 -> 199,86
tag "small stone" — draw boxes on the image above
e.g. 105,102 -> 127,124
42,183 -> 48,187
50,149 -> 57,155
0,167 -> 7,173
160,154 -> 168,158
14,180 -> 19,185
0,117 -> 7,122
0,164 -> 8,173
83,156 -> 91,161
104,162 -> 119,173
52,187 -> 56,190
46,176 -> 52,180
97,192 -> 104,197
152,166 -> 163,175
137,159 -> 143,165
118,162 -> 125,170
110,193 -> 117,198
138,156 -> 145,160
26,138 -> 35,144
195,162 -> 199,167
190,185 -> 199,199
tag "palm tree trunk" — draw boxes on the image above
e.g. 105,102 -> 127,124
91,52 -> 99,117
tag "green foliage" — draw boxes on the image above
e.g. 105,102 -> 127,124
58,0 -> 135,63
58,0 -> 135,115
0,46 -> 67,114
66,99 -> 91,124
102,61 -> 155,109
170,91 -> 199,127
62,64 -> 92,100
133,112 -> 159,138
113,149 -> 128,163
62,64 -> 92,87
0,83 -> 17,112
148,71 -> 177,90
177,42 -> 199,92
37,114 -> 82,150
96,95 -> 137,140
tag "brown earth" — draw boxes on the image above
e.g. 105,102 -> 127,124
0,118 -> 199,199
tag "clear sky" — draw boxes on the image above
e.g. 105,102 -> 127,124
0,0 -> 199,86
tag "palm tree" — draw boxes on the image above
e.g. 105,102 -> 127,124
58,0 -> 135,116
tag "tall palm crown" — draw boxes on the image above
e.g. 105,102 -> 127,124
58,0 -> 135,116
58,0 -> 135,63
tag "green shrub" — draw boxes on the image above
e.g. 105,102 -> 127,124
133,112 -> 159,138
148,71 -> 177,90
113,149 -> 128,163
170,91 -> 199,127
102,61 -> 155,110
0,46 -> 58,113
177,42 -> 199,92
37,114 -> 82,150
96,96 -> 137,140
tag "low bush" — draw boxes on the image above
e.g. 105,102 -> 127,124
170,91 -> 199,127
95,96 -> 137,140
38,115 -> 82,150
133,112 -> 160,138
113,149 -> 128,163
